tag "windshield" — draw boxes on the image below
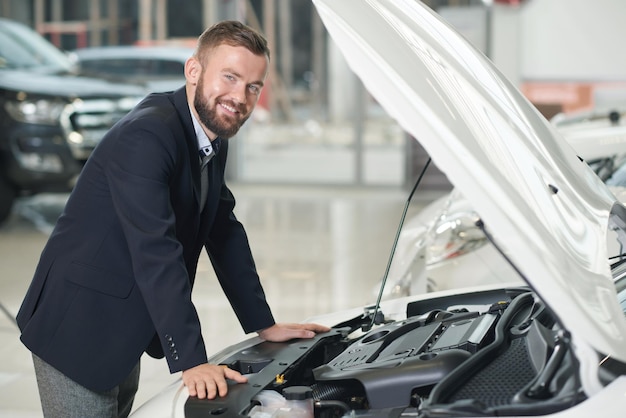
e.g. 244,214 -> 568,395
0,19 -> 73,72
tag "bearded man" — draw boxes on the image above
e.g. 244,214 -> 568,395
16,20 -> 328,418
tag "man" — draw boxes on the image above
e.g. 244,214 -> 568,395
16,20 -> 329,417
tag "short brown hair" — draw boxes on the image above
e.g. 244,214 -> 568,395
194,20 -> 270,65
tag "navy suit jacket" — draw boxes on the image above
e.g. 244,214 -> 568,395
16,87 -> 275,391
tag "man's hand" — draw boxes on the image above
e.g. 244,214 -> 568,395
182,364 -> 248,399
258,323 -> 331,342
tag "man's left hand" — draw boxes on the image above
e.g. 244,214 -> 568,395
258,323 -> 330,342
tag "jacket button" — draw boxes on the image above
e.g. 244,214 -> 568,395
165,334 -> 173,342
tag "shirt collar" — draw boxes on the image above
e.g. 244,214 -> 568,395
189,105 -> 213,154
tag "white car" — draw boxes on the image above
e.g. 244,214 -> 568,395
72,45 -> 193,93
131,0 -> 626,417
551,108 -> 626,162
379,109 -> 626,299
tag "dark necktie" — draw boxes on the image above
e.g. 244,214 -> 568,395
199,138 -> 221,212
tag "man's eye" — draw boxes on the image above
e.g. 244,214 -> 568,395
249,85 -> 260,94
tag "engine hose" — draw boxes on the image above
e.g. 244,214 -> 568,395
312,383 -> 353,400
315,400 -> 351,413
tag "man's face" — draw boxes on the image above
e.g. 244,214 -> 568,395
189,44 -> 268,139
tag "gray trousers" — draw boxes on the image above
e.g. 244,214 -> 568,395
32,354 -> 140,418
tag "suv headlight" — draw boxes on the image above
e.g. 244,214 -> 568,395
5,98 -> 68,125
425,211 -> 487,265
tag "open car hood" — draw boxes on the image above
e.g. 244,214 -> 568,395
313,0 -> 626,362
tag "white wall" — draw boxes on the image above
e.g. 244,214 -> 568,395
490,5 -> 522,86
519,0 -> 626,82
440,1 -> 626,112
439,5 -> 522,85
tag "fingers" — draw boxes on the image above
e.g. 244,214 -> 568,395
302,323 -> 331,333
188,379 -> 216,400
259,322 -> 331,342
286,322 -> 331,336
183,373 -> 220,400
281,327 -> 316,340
224,366 -> 249,383
182,364 -> 246,399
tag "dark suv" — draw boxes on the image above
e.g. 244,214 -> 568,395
0,18 -> 147,224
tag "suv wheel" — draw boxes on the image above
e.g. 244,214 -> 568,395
0,175 -> 16,225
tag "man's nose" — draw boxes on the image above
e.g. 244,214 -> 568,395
231,84 -> 248,105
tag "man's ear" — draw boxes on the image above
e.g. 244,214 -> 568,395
185,57 -> 201,85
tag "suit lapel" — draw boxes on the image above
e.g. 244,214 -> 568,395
172,88 -> 203,209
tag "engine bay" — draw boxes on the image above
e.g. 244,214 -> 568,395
185,287 -> 587,417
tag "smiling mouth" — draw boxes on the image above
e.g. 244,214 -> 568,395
219,102 -> 240,115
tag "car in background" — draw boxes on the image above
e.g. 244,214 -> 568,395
0,18 -> 146,224
551,108 -> 626,183
552,107 -> 626,162
130,0 -> 626,417
72,45 -> 193,93
376,108 -> 626,299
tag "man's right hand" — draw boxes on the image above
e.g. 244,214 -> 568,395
182,364 -> 248,399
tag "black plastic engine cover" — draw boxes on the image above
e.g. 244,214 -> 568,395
313,311 -> 499,409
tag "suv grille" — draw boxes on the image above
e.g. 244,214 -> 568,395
61,97 -> 140,161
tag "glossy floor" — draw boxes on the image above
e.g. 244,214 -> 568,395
0,184 -> 443,417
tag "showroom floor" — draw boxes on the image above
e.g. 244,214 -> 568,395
0,183 -> 444,417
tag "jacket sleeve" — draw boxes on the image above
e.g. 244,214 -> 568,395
205,147 -> 276,334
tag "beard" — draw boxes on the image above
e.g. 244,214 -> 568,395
194,77 -> 250,139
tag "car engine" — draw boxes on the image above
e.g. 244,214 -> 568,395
185,287 -> 587,417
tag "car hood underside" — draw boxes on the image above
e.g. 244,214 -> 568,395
313,0 -> 626,364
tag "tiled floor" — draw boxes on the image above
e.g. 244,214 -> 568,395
0,184 -> 443,417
